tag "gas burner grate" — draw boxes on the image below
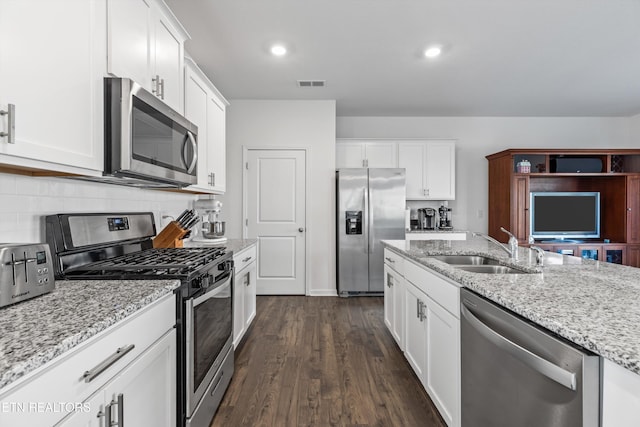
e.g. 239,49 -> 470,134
66,247 -> 227,277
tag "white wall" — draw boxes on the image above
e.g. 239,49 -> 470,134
337,116 -> 634,233
0,172 -> 195,243
220,100 -> 337,296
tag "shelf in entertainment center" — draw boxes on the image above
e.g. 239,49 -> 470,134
514,173 -> 634,177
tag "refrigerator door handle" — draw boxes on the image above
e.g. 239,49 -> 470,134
362,187 -> 369,254
368,183 -> 374,254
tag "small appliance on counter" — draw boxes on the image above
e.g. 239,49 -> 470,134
192,199 -> 227,243
418,208 -> 437,230
0,243 -> 55,308
438,204 -> 453,230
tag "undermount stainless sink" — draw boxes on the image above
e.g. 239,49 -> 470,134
455,265 -> 528,274
431,255 -> 501,265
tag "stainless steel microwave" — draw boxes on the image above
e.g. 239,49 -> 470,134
102,77 -> 198,188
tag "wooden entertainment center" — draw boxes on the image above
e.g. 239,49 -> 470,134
486,149 -> 640,267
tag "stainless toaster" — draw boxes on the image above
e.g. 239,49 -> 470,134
0,243 -> 55,308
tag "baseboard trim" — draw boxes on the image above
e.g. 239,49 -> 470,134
308,289 -> 339,297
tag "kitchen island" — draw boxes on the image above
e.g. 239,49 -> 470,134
382,236 -> 640,427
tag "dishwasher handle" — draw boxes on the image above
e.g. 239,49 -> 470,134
461,302 -> 577,391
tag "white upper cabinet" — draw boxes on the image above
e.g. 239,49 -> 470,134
398,140 -> 456,200
183,58 -> 228,194
0,0 -> 105,174
107,0 -> 188,113
424,141 -> 456,200
336,140 -> 397,168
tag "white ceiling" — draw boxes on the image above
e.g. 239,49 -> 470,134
165,0 -> 640,117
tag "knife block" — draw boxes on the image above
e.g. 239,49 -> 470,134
153,221 -> 187,249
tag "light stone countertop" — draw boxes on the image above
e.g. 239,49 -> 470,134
0,279 -> 180,390
406,229 -> 468,234
183,238 -> 257,255
382,237 -> 640,375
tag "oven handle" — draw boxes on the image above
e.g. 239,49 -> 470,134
192,270 -> 232,307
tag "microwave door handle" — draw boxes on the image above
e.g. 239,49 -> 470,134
183,131 -> 198,174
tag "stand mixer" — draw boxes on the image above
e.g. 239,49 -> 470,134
193,199 -> 227,243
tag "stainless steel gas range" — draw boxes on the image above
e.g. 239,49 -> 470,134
45,212 -> 234,427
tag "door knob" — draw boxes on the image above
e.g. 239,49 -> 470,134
298,227 -> 304,232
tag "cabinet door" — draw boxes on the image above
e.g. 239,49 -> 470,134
153,12 -> 183,112
207,93 -> 226,193
425,142 -> 455,200
627,176 -> 640,243
425,298 -> 460,427
233,267 -> 246,348
102,330 -> 176,427
627,245 -> 640,268
184,65 -> 210,189
578,245 -> 602,261
392,272 -> 405,351
57,390 -> 106,427
0,0 -> 104,171
604,245 -> 626,265
243,262 -> 257,331
404,282 -> 427,384
398,143 -> 426,199
383,265 -> 395,335
511,176 -> 530,242
336,142 -> 365,168
107,0 -> 152,89
365,142 -> 397,168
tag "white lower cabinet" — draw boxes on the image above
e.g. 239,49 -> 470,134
404,281 -> 428,381
233,244 -> 257,347
59,329 -> 176,427
384,264 -> 404,350
0,294 -> 176,427
384,248 -> 461,427
602,358 -> 640,427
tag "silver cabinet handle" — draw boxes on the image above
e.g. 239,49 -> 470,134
159,78 -> 165,99
106,394 -> 124,426
152,75 -> 160,95
384,256 -> 395,263
416,298 -> 420,319
419,301 -> 427,321
245,272 -> 250,286
461,303 -> 577,391
83,345 -> 135,383
211,172 -> 215,186
242,256 -> 252,262
0,104 -> 15,144
207,173 -> 212,186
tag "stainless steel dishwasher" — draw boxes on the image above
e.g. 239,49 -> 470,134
460,289 -> 600,427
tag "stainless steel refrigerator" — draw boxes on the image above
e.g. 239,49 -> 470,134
336,168 -> 406,296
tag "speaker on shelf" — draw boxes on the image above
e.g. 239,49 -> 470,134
550,157 -> 603,173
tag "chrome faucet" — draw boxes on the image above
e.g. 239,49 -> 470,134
530,246 -> 545,266
472,227 -> 519,260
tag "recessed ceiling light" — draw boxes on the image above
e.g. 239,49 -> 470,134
270,44 -> 287,57
424,46 -> 442,58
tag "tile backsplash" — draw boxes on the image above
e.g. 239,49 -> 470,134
0,172 -> 196,243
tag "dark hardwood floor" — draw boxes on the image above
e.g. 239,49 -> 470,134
211,296 -> 446,427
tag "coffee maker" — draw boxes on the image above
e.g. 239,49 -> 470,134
418,208 -> 437,230
438,204 -> 453,229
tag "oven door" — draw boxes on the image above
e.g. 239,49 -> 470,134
105,77 -> 198,187
185,269 -> 233,416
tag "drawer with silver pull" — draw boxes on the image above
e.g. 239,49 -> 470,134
0,294 -> 174,426
383,248 -> 404,276
233,245 -> 256,273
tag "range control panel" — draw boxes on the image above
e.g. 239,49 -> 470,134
0,243 -> 55,308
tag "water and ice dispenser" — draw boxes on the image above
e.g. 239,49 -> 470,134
345,211 -> 362,235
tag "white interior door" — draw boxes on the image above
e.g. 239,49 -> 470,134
245,149 -> 306,295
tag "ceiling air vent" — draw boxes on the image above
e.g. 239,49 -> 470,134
297,80 -> 326,88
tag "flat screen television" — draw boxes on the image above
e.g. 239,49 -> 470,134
529,191 -> 601,241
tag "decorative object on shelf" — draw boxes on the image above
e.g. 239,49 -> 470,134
611,155 -> 624,173
516,159 -> 531,173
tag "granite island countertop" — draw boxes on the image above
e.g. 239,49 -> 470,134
0,279 -> 180,390
382,237 -> 640,375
